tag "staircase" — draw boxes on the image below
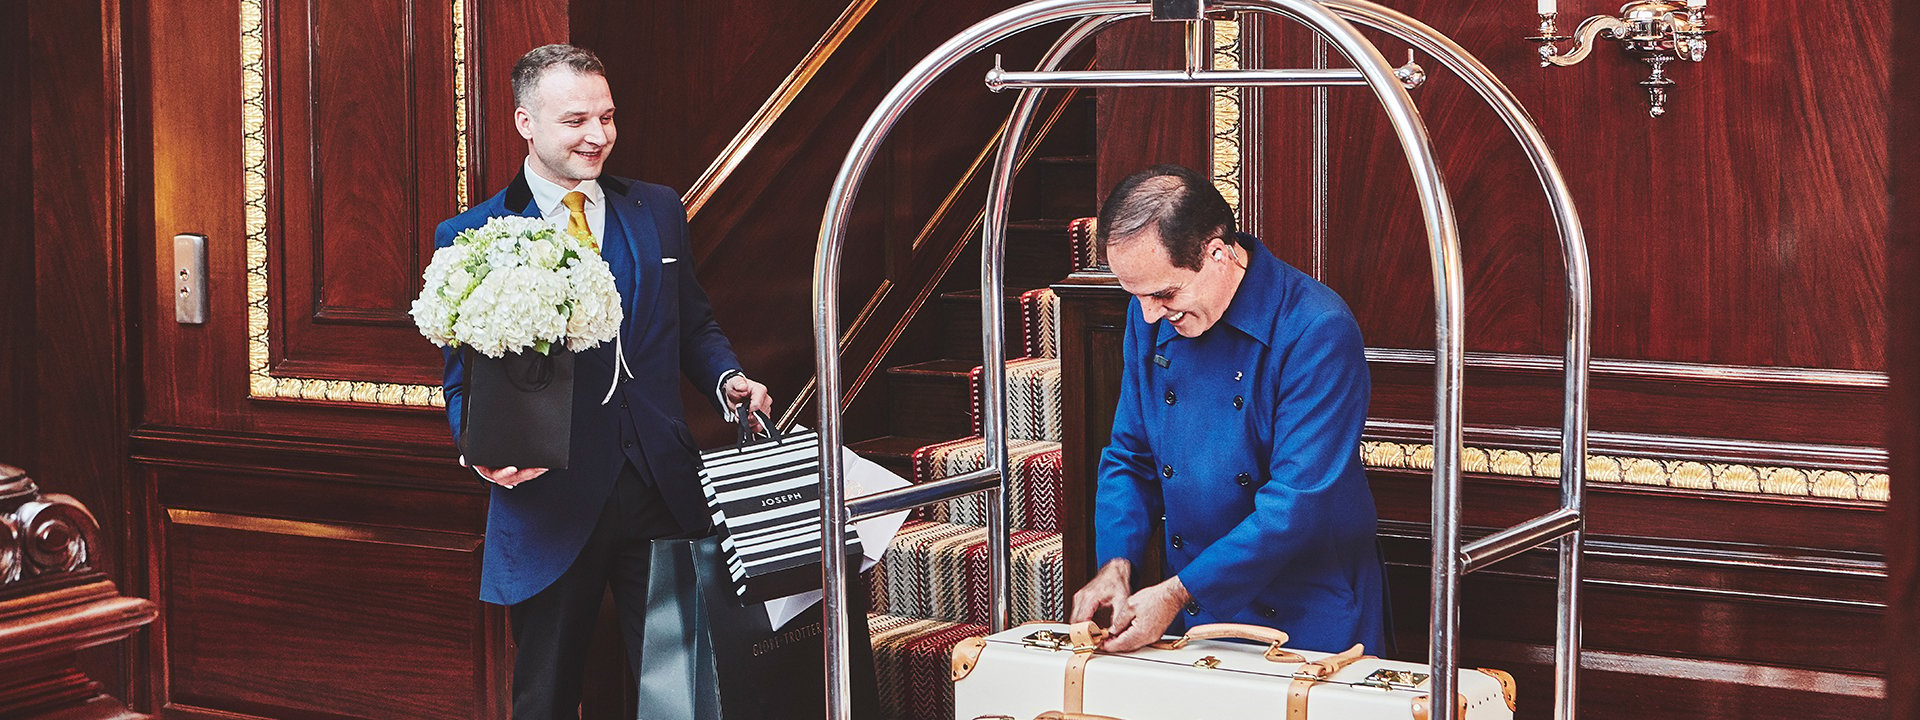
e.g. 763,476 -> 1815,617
847,93 -> 1096,720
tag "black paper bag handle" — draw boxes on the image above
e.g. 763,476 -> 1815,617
733,402 -> 782,447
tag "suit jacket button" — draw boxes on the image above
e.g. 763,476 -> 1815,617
1233,395 -> 1244,410
1257,605 -> 1277,619
1170,534 -> 1184,549
1236,472 -> 1252,487
1162,465 -> 1174,478
1165,389 -> 1178,405
623,440 -> 635,449
619,399 -> 629,409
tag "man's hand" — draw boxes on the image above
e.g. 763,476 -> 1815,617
472,464 -> 548,488
1101,575 -> 1191,652
724,374 -> 773,431
1070,559 -> 1134,630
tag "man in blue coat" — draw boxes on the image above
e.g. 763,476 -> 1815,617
1068,165 -> 1385,655
436,45 -> 771,719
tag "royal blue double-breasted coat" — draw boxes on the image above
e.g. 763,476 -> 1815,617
1094,233 -> 1385,653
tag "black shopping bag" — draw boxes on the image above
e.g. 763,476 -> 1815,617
698,409 -> 862,603
636,535 -> 878,720
461,347 -> 574,469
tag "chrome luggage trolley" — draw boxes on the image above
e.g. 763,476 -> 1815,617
810,1 -> 1592,719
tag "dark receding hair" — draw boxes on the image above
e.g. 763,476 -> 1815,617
511,44 -> 605,110
1095,164 -> 1237,271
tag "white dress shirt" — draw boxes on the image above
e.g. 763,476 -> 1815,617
523,157 -> 607,241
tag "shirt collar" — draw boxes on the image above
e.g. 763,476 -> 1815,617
522,157 -> 604,217
1154,232 -> 1284,348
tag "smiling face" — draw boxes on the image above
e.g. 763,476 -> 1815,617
1108,229 -> 1245,337
515,68 -> 616,188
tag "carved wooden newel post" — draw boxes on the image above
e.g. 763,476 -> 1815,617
0,463 -> 156,719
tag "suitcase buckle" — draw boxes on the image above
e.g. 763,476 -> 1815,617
1359,668 -> 1431,691
1021,629 -> 1094,652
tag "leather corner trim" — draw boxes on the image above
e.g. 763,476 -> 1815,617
1475,667 -> 1519,712
952,636 -> 990,682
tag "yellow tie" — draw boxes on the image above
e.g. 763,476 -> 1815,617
560,190 -> 596,251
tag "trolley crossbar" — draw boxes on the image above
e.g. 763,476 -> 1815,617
985,67 -> 1369,90
846,467 -> 1000,521
1461,507 -> 1583,574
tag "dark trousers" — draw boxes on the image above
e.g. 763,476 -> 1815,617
509,464 -> 681,720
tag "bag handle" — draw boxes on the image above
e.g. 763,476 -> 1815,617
1149,622 -> 1307,663
732,402 -> 781,447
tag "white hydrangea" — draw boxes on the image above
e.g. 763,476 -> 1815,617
409,214 -> 624,358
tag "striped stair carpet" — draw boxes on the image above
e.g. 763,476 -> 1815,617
866,286 -> 1072,720
868,613 -> 988,720
868,519 -> 1064,626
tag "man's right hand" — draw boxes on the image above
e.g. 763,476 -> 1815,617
473,465 -> 548,488
1069,558 -> 1134,631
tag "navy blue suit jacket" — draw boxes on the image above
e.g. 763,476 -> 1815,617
437,170 -> 741,605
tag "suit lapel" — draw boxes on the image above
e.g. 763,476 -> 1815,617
503,170 -> 540,217
603,178 -> 663,334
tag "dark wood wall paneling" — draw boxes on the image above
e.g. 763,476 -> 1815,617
132,2 -> 571,718
1,0 -> 34,468
1242,5 -> 1890,452
269,0 -> 457,386
1888,0 -> 1920,714
577,0 -> 1068,444
1069,3 -> 1895,719
24,0 -> 140,706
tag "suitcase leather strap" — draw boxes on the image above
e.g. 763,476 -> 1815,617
1062,622 -> 1108,714
1285,644 -> 1373,720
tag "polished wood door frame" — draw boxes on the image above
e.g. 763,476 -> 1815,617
1886,0 -> 1920,715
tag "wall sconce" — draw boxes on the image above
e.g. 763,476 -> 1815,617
1527,1 -> 1715,117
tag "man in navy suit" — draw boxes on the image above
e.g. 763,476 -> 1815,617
436,44 -> 772,719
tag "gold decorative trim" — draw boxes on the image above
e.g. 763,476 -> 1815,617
167,509 -> 481,552
453,0 -> 471,212
682,0 -> 881,219
1360,441 -> 1890,503
240,0 -> 447,407
1209,19 -> 1243,217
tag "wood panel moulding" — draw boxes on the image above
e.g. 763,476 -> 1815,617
256,0 -> 458,395
156,519 -> 489,720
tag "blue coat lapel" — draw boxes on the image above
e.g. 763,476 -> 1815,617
605,180 -> 663,334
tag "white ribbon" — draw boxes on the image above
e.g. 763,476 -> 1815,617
601,332 -> 634,405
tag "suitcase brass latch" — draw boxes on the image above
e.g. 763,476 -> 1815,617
1192,655 -> 1222,669
1022,629 -> 1094,652
1359,668 -> 1430,691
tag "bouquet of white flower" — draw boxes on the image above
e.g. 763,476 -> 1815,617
410,214 -> 622,358
412,215 -> 624,469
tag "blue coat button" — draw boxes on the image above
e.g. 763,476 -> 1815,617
1162,465 -> 1174,478
1165,389 -> 1177,405
1236,472 -> 1252,487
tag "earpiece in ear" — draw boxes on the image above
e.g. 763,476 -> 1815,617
1213,249 -> 1225,260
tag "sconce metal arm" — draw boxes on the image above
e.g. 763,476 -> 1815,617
1542,14 -> 1629,66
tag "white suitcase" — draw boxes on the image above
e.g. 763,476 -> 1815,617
952,622 -> 1515,720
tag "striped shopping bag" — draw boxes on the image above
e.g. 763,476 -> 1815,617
698,409 -> 863,603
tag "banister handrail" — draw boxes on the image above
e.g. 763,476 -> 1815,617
681,0 -> 883,219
